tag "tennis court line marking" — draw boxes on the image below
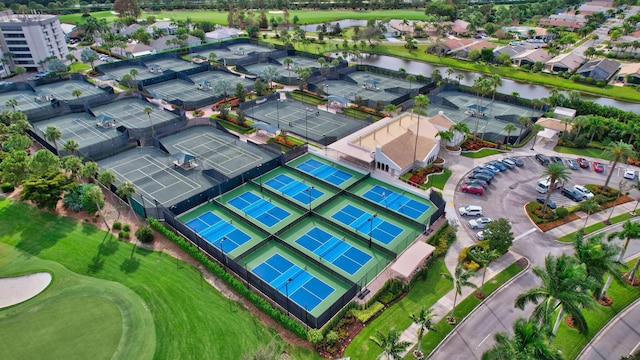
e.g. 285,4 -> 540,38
173,133 -> 263,173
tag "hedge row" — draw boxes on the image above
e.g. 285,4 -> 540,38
148,219 -> 308,339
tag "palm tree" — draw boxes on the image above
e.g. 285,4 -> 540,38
503,123 -> 517,146
475,249 -> 500,297
587,116 -> 607,143
482,318 -> 563,360
472,77 -> 492,140
63,139 -> 79,156
260,65 -> 279,90
98,170 -> 116,202
129,68 -> 138,90
282,57 -> 293,80
602,141 -> 636,189
579,198 -> 600,228
116,181 -> 137,218
5,98 -> 17,112
143,106 -> 154,133
488,74 -> 502,117
516,116 -> 530,144
573,233 -> 623,298
530,123 -> 544,150
406,74 -> 416,90
81,161 -> 99,182
515,254 -> 597,344
86,185 -> 110,231
541,163 -> 571,214
436,130 -> 454,148
412,95 -> 429,172
44,125 -> 62,155
121,74 -> 133,90
208,52 -> 217,63
446,67 -> 454,81
442,263 -> 477,323
369,328 -> 411,360
572,116 -> 587,137
409,307 -> 437,355
71,89 -> 82,99
605,220 -> 640,296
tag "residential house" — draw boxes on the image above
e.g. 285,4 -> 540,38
204,27 -> 243,42
512,49 -> 552,67
449,19 -> 471,36
120,23 -> 142,36
615,63 -> 640,84
493,44 -> 528,58
575,58 -> 620,81
544,52 -> 586,72
449,40 -> 496,58
147,20 -> 176,36
427,38 -> 473,56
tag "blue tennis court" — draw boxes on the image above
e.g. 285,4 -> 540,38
185,211 -> 252,252
252,253 -> 335,310
295,159 -> 352,186
264,173 -> 324,204
228,191 -> 291,227
362,185 -> 430,220
295,227 -> 372,275
330,204 -> 403,245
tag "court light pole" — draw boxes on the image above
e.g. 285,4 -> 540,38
257,164 -> 263,192
276,97 -> 280,129
368,213 -> 377,248
307,186 -> 314,213
220,236 -> 228,267
305,108 -> 312,145
285,278 -> 293,316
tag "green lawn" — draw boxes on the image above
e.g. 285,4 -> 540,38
343,260 -> 453,359
462,149 -> 504,158
556,210 -> 640,243
0,198 -> 319,359
426,168 -> 452,190
553,259 -> 640,359
553,146 -> 606,159
0,243 -> 154,360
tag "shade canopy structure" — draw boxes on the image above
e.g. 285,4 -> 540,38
253,122 -> 279,134
172,151 -> 198,169
96,113 -> 116,128
326,95 -> 350,105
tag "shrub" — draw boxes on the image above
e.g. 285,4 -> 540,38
555,207 -> 569,218
464,260 -> 480,271
308,329 -> 323,345
118,231 -> 130,239
123,224 -> 130,232
81,184 -> 103,213
135,225 -> 154,243
325,330 -> 339,346
63,184 -> 86,212
112,221 -> 122,230
0,182 -> 14,193
351,302 -> 385,323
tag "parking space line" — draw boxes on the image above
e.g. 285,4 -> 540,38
514,227 -> 538,242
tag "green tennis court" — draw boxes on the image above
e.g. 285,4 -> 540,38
90,97 -> 181,130
256,166 -> 338,209
144,78 -> 212,103
36,80 -> 105,101
0,90 -> 46,112
189,71 -> 254,96
142,58 -> 202,73
100,65 -> 157,82
286,153 -> 365,189
34,112 -> 120,149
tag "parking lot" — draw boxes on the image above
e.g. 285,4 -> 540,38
454,154 -> 640,241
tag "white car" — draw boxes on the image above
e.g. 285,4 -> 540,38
476,229 -> 492,240
469,217 -> 492,230
624,169 -> 636,180
459,205 -> 483,216
573,185 -> 595,200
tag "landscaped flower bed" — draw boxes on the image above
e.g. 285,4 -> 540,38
273,135 -> 297,148
407,165 -> 443,185
461,138 -> 498,151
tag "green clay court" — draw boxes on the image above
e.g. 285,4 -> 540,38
189,70 -> 255,94
320,70 -> 414,104
142,58 -> 202,73
33,112 -> 122,150
90,97 -> 181,130
248,98 -> 369,142
0,90 -> 48,112
36,80 -> 106,101
100,65 -> 157,82
144,78 -> 213,103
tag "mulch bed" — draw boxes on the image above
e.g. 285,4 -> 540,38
536,213 -> 581,232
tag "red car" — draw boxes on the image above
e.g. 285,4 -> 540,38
577,158 -> 589,169
461,183 -> 484,196
593,161 -> 605,173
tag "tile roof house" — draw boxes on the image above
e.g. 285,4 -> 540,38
427,38 -> 474,56
544,52 -> 586,72
493,44 -> 528,58
512,49 -> 552,67
615,63 -> 640,84
576,58 -> 620,81
449,40 -> 497,58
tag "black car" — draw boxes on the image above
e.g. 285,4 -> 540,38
464,179 -> 489,188
508,157 -> 524,167
562,188 -> 583,202
536,154 -> 550,165
536,197 -> 557,209
471,168 -> 495,178
550,156 -> 563,165
469,173 -> 493,184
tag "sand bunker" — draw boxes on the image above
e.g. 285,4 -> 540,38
0,273 -> 52,308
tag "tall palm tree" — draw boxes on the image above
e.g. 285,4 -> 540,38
282,57 -> 293,80
208,52 -> 217,63
436,130 -> 454,148
5,98 -> 17,112
412,95 -> 429,172
472,77 -> 492,140
604,220 -> 640,296
406,74 -> 416,90
602,141 -> 636,189
503,123 -> 517,146
369,328 -> 411,360
516,116 -> 530,144
572,116 -> 587,137
98,170 -> 116,202
475,249 -> 500,297
442,263 -> 477,323
116,181 -> 137,218
129,68 -> 139,90
587,116 -> 607,143
71,89 -> 82,99
579,198 -> 600,228
143,106 -> 154,133
44,125 -> 62,155
63,139 -> 80,156
81,161 -> 99,182
482,318 -> 563,360
573,233 -> 623,298
515,254 -> 597,344
488,74 -> 502,117
541,163 -> 571,214
409,307 -> 437,354
530,123 -> 545,150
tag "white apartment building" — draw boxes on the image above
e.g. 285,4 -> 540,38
0,10 -> 68,72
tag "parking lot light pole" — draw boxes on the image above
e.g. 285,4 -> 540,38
368,213 -> 377,248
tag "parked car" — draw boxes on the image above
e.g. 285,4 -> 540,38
624,169 -> 636,180
464,179 -> 488,188
477,229 -> 492,240
574,185 -> 595,200
500,158 -> 516,169
566,159 -> 579,170
483,164 -> 501,174
535,153 -> 550,165
461,183 -> 484,196
550,156 -> 563,165
593,161 -> 605,173
536,197 -> 557,209
468,173 -> 493,184
488,161 -> 507,172
472,168 -> 495,178
459,205 -> 483,216
577,158 -> 589,169
507,157 -> 524,167
469,217 -> 492,229
562,187 -> 584,202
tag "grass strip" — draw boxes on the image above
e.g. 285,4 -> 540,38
462,149 -> 503,158
425,168 -> 452,190
553,146 -> 607,159
416,262 -> 525,358
553,259 -> 640,359
556,210 -> 640,243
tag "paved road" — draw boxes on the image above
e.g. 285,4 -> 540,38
579,298 -> 640,360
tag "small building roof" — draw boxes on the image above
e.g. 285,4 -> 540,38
512,48 -> 551,63
96,113 -> 114,123
554,106 -> 577,119
618,63 -> 640,77
172,151 -> 196,163
576,58 -> 620,78
536,117 -> 572,132
390,241 -> 435,281
545,52 -> 586,71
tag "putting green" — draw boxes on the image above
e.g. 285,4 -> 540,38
0,243 -> 155,360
